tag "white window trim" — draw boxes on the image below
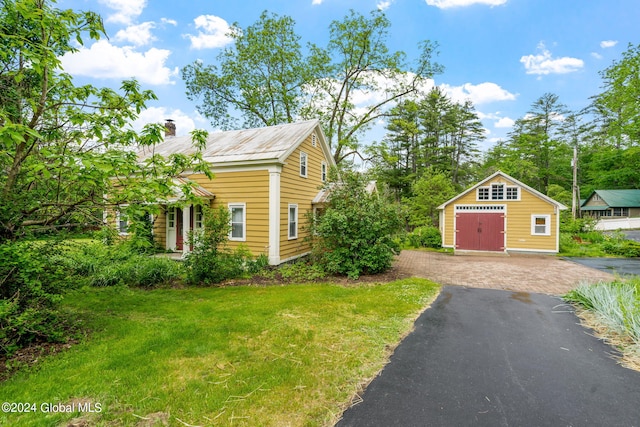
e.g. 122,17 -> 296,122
321,161 -> 327,182
229,203 -> 246,242
288,203 -> 298,240
531,214 -> 551,236
194,205 -> 204,229
477,187 -> 490,201
477,184 -> 520,201
300,151 -> 308,178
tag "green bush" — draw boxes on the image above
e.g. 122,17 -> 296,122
602,238 -> 640,257
65,241 -> 183,288
407,226 -> 442,248
308,171 -> 403,279
184,206 -> 264,285
0,241 -> 76,356
560,216 -> 597,234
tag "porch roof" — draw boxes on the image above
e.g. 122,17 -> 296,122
163,177 -> 215,203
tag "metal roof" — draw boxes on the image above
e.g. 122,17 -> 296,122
137,120 -> 326,165
581,189 -> 640,208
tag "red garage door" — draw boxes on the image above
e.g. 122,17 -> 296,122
455,212 -> 504,251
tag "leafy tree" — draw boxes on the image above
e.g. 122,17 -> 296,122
0,0 -> 211,240
182,11 -> 314,130
0,0 -> 210,354
591,43 -> 640,148
404,169 -> 457,227
308,171 -> 403,279
182,9 -> 442,165
303,10 -> 442,164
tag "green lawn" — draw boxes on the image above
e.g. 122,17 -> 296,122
0,278 -> 439,426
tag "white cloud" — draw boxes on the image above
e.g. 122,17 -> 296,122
161,18 -> 178,26
441,82 -> 517,105
600,40 -> 618,49
377,0 -> 393,11
60,40 -> 178,86
114,22 -> 156,47
425,0 -> 507,8
185,15 -> 233,50
520,43 -> 584,75
495,117 -> 515,128
312,0 -> 323,4
591,52 -> 603,60
99,0 -> 146,25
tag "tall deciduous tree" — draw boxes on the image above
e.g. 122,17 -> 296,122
0,0 -> 210,240
182,11 -> 314,130
591,43 -> 640,148
182,9 -> 442,165
303,10 -> 442,164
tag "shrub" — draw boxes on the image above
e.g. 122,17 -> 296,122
184,206 -> 263,285
406,226 -> 442,248
65,241 -> 183,288
308,171 -> 403,279
602,238 -> 640,258
0,241 -> 76,356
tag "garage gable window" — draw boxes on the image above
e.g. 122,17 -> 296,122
531,215 -> 550,236
477,187 -> 490,200
477,184 -> 519,201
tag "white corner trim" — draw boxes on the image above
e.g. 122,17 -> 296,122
269,171 -> 281,264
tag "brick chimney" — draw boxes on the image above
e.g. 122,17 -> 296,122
164,119 -> 176,137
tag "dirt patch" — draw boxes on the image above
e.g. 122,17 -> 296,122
0,339 -> 78,381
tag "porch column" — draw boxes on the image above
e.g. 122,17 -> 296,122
268,168 -> 281,265
182,204 -> 192,254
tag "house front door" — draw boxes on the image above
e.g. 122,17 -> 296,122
176,208 -> 183,250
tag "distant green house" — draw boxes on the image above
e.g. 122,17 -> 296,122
581,190 -> 640,218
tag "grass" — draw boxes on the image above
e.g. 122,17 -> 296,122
0,278 -> 440,426
565,279 -> 640,368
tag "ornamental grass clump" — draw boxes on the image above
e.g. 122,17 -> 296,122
565,279 -> 640,353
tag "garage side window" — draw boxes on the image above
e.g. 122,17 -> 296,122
531,215 -> 550,236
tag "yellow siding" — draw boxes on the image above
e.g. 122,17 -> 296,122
153,206 -> 167,248
442,176 -> 559,252
279,132 -> 327,260
188,170 -> 271,257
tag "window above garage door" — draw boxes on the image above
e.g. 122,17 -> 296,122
477,183 -> 519,201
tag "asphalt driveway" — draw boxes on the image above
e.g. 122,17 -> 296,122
337,286 -> 640,426
566,257 -> 640,278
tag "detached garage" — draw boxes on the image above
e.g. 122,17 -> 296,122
438,171 -> 567,254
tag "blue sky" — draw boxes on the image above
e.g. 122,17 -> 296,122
57,0 -> 637,151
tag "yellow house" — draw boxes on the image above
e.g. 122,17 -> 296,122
437,171 -> 567,254
129,119 -> 335,265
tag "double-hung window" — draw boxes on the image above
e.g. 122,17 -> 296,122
300,152 -> 308,177
194,205 -> 204,229
117,210 -> 129,234
229,203 -> 246,241
288,204 -> 298,239
531,215 -> 550,236
321,161 -> 327,182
